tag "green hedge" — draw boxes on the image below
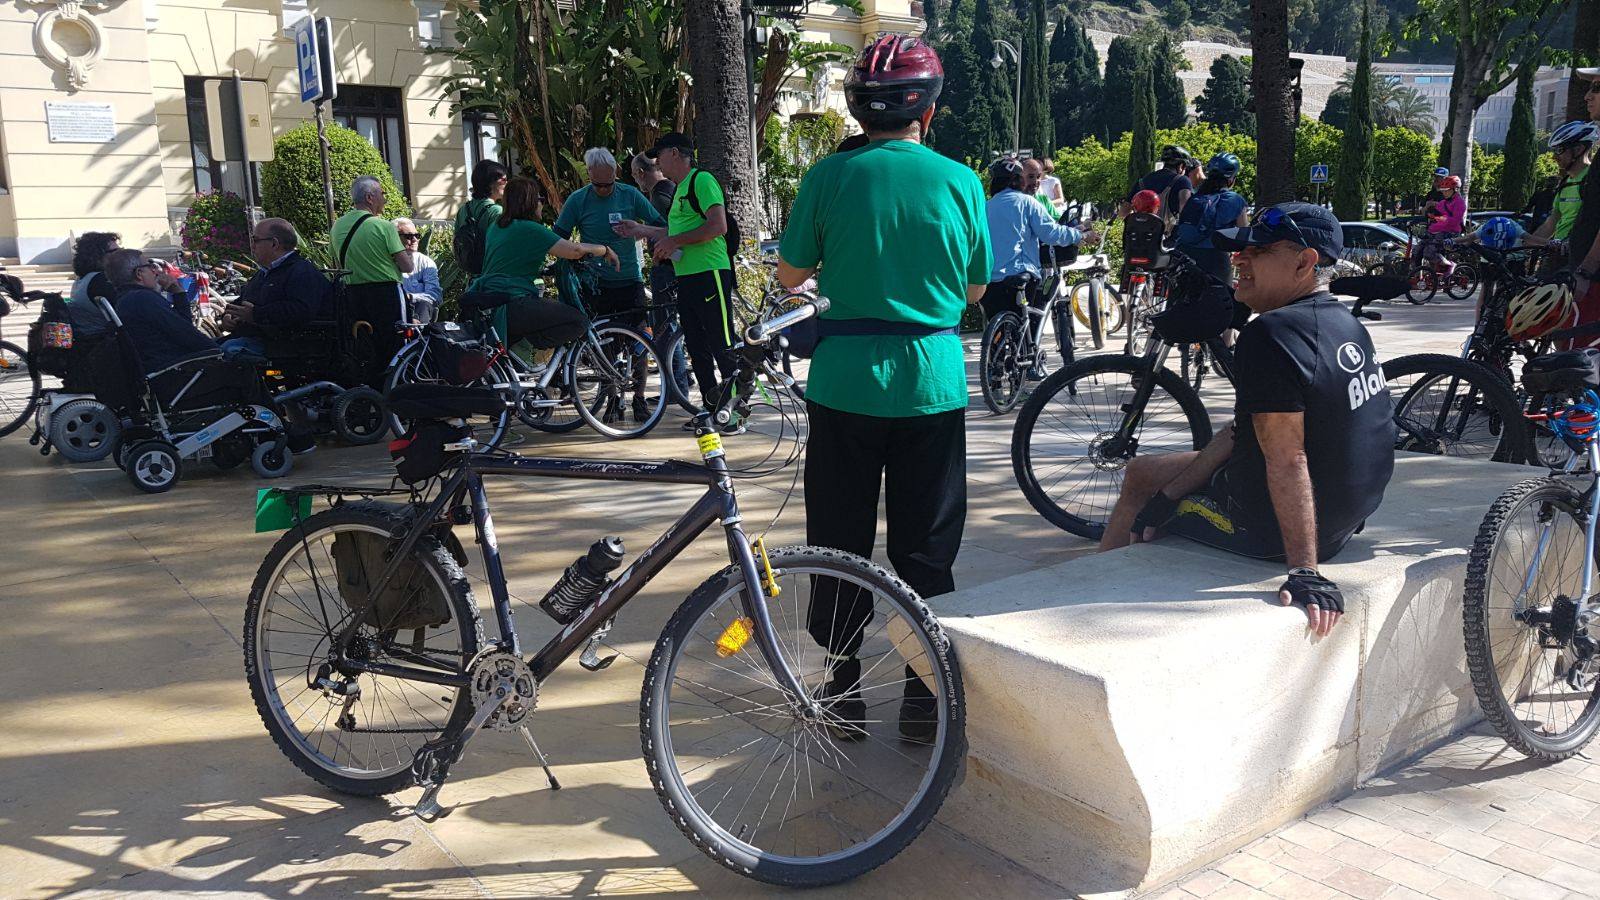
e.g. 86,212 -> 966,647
261,122 -> 409,240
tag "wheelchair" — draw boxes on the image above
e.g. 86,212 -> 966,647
248,281 -> 394,448
77,297 -> 294,493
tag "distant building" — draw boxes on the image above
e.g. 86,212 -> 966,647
1374,63 -> 1572,144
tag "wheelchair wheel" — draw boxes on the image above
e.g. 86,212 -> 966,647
331,387 -> 387,446
49,398 -> 120,463
126,440 -> 182,493
251,441 -> 293,479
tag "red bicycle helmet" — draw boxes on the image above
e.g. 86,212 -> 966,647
1131,189 -> 1162,214
844,33 -> 943,127
1439,175 -> 1461,191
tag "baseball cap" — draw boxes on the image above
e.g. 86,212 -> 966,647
647,131 -> 694,158
1213,202 -> 1343,265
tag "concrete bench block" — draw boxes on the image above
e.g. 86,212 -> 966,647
930,455 -> 1525,894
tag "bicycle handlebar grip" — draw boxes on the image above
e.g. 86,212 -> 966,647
744,295 -> 831,344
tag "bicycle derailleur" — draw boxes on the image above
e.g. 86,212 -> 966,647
1526,596 -> 1600,691
409,648 -> 560,821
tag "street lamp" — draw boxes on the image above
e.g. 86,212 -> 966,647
991,38 -> 1022,154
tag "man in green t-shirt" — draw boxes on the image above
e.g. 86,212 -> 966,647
615,131 -> 738,422
776,34 -> 990,744
554,147 -> 665,327
330,175 -> 414,383
1526,122 -> 1597,247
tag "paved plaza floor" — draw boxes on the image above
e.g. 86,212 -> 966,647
1,292 -> 1596,898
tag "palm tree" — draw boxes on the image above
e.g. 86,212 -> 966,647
1253,0 -> 1297,204
685,0 -> 761,236
1382,85 -> 1438,134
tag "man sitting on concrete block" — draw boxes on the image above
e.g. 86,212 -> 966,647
1099,203 -> 1395,638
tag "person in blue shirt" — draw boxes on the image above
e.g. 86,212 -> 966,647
104,248 -> 219,373
394,217 -> 442,323
554,147 -> 666,327
979,155 -> 1095,323
1172,152 -> 1251,285
219,218 -> 332,355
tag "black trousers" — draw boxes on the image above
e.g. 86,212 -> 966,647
979,273 -> 1041,323
675,268 -> 737,408
507,296 -> 589,349
804,401 -> 967,659
590,281 -> 646,328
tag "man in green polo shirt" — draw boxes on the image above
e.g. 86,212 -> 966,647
554,147 -> 665,327
776,34 -> 990,743
615,131 -> 737,422
330,175 -> 413,382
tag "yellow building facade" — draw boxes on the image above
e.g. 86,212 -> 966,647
0,0 -> 918,264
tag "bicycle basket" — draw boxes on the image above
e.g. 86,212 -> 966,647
387,418 -> 472,485
1523,349 -> 1600,395
329,530 -> 452,631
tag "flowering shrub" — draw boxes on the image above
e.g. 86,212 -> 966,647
180,190 -> 251,262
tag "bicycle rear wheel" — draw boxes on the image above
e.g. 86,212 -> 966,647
979,310 -> 1025,414
1386,353 -> 1529,464
1465,478 -> 1600,759
1012,354 -> 1212,539
1406,267 -> 1437,304
642,546 -> 964,887
244,503 -> 484,795
1085,280 -> 1106,350
1446,264 -> 1479,300
0,339 -> 41,439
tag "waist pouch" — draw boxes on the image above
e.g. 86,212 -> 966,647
784,317 -> 958,359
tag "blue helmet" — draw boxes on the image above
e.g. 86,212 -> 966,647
1478,216 -> 1524,251
1549,120 -> 1600,151
1433,167 -> 1450,178
1206,152 -> 1241,178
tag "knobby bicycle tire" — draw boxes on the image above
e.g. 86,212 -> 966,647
1012,354 -> 1213,539
641,546 -> 965,887
0,339 -> 41,439
1464,478 -> 1600,759
244,502 -> 485,796
1385,353 -> 1530,465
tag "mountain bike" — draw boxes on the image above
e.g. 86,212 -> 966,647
244,298 -> 966,887
1464,367 -> 1600,760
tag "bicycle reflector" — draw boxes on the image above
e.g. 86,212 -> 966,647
715,616 -> 756,658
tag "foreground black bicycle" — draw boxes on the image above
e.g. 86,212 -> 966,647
244,297 -> 965,887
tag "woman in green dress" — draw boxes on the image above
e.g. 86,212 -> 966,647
475,177 -> 619,348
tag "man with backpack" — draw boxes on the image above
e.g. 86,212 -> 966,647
615,132 -> 740,425
1123,145 -> 1194,226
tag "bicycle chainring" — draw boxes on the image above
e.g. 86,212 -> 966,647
515,386 -> 553,427
468,649 -> 538,732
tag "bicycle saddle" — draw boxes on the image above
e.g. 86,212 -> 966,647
386,383 -> 507,420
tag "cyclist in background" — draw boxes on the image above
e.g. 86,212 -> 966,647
981,156 -> 1094,324
1124,145 -> 1193,224
775,33 -> 990,743
1525,122 -> 1598,251
1421,175 -> 1465,279
1172,152 -> 1250,285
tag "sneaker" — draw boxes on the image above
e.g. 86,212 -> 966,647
632,397 -> 652,422
718,420 -> 747,436
898,665 -> 938,744
814,656 -> 866,741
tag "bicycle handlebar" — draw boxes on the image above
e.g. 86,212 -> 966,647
743,294 -> 830,345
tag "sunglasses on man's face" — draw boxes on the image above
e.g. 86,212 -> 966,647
398,232 -> 420,241
1588,81 -> 1600,96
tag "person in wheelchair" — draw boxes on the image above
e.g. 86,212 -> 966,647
219,218 -> 331,356
980,156 -> 1095,324
105,248 -> 219,372
472,176 -> 620,350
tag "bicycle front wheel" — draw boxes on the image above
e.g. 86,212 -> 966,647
1012,354 -> 1212,539
1386,353 -> 1529,464
1446,264 -> 1479,300
642,546 -> 964,887
1465,478 -> 1600,759
979,310 -> 1025,414
569,324 -> 665,439
0,339 -> 41,439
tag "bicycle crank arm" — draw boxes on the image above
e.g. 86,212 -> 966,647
409,690 -> 507,821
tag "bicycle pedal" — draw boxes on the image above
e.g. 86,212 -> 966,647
412,783 -> 451,821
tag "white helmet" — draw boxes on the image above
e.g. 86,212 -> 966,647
1549,120 -> 1600,151
1506,282 -> 1577,342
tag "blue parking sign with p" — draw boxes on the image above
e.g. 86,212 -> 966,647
296,17 -> 322,103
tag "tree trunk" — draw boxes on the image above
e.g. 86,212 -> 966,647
1252,0 -> 1296,204
685,0 -> 760,245
1570,0 -> 1600,122
753,31 -> 792,148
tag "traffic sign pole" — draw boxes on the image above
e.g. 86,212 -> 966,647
297,16 -> 338,229
314,102 -> 335,230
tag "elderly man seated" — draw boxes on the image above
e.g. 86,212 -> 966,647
220,218 -> 332,356
1098,203 -> 1395,638
105,248 -> 219,372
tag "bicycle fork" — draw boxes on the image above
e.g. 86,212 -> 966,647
1517,444 -> 1600,680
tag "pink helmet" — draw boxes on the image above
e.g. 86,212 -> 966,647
844,34 -> 944,127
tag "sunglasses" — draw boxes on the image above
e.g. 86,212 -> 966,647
398,232 -> 420,240
1254,207 -> 1312,253
1588,81 -> 1600,96
249,235 -> 276,244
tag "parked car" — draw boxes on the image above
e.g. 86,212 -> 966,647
1341,221 -> 1410,272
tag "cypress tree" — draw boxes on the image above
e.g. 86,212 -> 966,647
1153,37 -> 1188,128
930,0 -> 994,160
1333,2 -> 1374,220
1101,37 -> 1145,143
972,0 -> 1014,153
1196,54 -> 1254,135
1500,61 -> 1539,209
1050,15 -> 1101,147
1019,0 -> 1052,153
1129,61 -> 1157,192
924,0 -> 942,41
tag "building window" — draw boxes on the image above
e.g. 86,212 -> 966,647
333,86 -> 410,200
464,113 -> 504,171
184,76 -> 262,202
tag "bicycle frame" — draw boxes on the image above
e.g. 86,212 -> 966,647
1517,438 -> 1600,611
1101,334 -> 1236,457
324,446 -> 808,700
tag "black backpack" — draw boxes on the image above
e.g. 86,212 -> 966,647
686,169 -> 742,260
453,201 -> 489,275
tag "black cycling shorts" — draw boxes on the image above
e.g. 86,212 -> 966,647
1167,467 -> 1360,562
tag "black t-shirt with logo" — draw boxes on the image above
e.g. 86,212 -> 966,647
1222,292 -> 1395,549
